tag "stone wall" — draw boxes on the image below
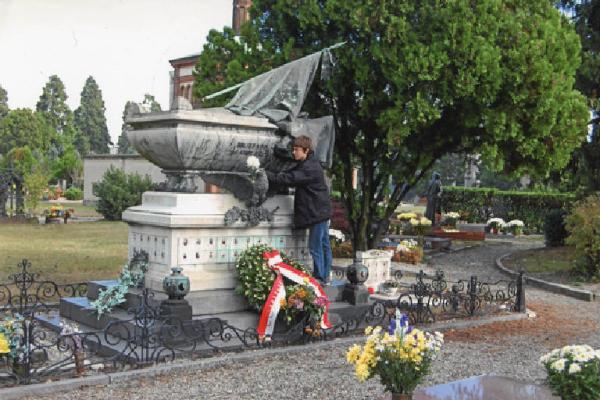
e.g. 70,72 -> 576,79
83,155 -> 203,204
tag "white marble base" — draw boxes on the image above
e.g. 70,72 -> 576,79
356,249 -> 394,290
122,193 -> 310,310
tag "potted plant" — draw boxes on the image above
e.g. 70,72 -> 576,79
347,312 -> 444,399
486,217 -> 505,234
394,239 -> 423,264
540,344 -> 600,400
442,211 -> 460,228
279,283 -> 329,336
506,219 -> 525,236
380,280 -> 401,296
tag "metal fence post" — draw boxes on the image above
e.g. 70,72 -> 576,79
515,271 -> 526,312
469,275 -> 478,315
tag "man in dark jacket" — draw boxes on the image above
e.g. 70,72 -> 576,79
266,135 -> 332,284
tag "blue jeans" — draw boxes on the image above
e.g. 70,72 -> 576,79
309,220 -> 332,282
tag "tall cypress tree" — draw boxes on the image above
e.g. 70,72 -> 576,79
74,76 -> 111,154
36,75 -> 72,134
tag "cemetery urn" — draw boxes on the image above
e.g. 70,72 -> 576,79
163,267 -> 190,300
346,259 -> 369,285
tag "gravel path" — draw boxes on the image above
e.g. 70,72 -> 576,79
22,240 -> 600,400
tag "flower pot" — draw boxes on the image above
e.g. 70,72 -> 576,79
390,392 -> 413,400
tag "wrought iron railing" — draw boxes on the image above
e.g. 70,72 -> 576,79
0,259 -> 88,315
0,260 -> 525,387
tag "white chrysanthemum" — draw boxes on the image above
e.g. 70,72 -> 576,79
487,217 -> 505,225
328,229 -> 345,242
551,358 -> 566,372
445,212 -> 460,219
246,156 -> 260,170
507,219 -> 524,227
568,363 -> 582,374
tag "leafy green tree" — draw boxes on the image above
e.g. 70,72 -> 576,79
74,76 -> 111,154
51,143 -> 83,187
0,109 -> 54,156
0,84 -> 8,120
93,166 -> 154,221
117,95 -> 162,154
195,0 -> 589,250
24,165 -> 50,215
559,0 -> 600,194
2,147 -> 42,215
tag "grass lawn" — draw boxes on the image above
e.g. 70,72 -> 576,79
0,221 -> 128,283
503,246 -> 579,283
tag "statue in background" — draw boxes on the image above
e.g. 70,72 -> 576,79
424,172 -> 442,225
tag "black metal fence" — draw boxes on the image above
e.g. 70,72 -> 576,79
0,259 -> 525,387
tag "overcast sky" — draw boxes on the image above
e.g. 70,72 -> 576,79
0,0 -> 231,147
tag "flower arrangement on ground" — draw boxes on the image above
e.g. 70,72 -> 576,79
235,244 -> 310,314
505,219 -> 524,236
540,344 -> 600,400
346,311 -> 443,398
393,239 -> 423,264
280,281 -> 329,335
44,205 -> 74,223
442,212 -> 460,228
0,313 -> 27,374
486,217 -> 505,233
397,212 -> 417,221
407,216 -> 432,239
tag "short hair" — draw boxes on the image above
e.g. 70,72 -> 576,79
292,135 -> 313,152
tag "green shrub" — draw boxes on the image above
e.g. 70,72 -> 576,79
64,187 -> 83,201
92,166 -> 154,221
544,209 -> 569,247
442,187 -> 575,232
565,195 -> 600,278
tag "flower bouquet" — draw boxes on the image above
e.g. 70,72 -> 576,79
280,282 -> 329,336
347,311 -> 443,399
393,239 -> 423,264
540,345 -> 600,400
486,217 -> 505,234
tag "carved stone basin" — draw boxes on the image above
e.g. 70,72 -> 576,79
126,107 -> 294,174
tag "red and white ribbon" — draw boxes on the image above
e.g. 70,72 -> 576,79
257,250 -> 332,339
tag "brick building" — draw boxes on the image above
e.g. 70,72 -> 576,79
168,0 -> 252,107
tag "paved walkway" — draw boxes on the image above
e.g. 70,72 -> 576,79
21,239 -> 600,400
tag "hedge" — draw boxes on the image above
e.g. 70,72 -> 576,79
441,187 -> 576,233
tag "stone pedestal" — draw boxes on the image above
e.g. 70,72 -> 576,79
122,192 -> 310,313
356,249 -> 394,290
342,284 -> 370,305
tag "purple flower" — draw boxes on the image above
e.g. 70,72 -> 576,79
294,300 -> 304,310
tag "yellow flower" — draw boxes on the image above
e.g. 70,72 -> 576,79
0,333 -> 10,354
355,362 -> 370,381
346,344 -> 362,364
279,298 -> 287,309
364,326 -> 373,335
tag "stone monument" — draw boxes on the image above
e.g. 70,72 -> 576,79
123,47 -> 340,315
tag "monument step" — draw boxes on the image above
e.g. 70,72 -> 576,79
86,280 -> 250,315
